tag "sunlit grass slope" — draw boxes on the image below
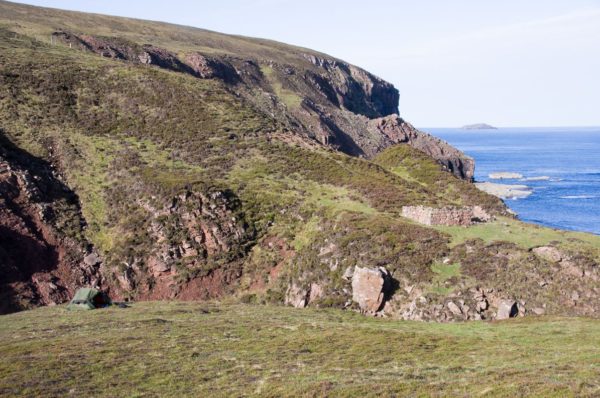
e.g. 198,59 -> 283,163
1,302 -> 599,397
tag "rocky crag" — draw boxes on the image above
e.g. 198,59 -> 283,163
0,1 -> 598,320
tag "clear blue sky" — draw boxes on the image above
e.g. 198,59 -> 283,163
16,0 -> 600,127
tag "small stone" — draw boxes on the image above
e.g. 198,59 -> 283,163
532,246 -> 563,263
571,291 -> 580,301
469,312 -> 482,320
285,283 -> 308,308
83,253 -> 101,266
447,301 -> 462,316
308,283 -> 324,303
531,307 -> 545,315
342,266 -> 354,281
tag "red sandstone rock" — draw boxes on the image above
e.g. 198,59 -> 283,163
351,267 -> 391,314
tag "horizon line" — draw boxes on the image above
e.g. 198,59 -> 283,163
418,125 -> 600,129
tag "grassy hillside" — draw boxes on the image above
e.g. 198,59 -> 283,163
1,302 -> 599,397
0,0 -> 326,60
0,0 -> 598,321
0,19 -> 508,307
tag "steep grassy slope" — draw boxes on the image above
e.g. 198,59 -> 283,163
1,302 -> 599,397
0,1 -> 598,321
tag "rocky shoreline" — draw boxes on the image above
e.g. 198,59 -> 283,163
475,181 -> 533,199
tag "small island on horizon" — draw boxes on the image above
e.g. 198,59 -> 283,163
462,123 -> 498,130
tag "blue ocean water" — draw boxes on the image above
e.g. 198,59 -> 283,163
422,127 -> 600,235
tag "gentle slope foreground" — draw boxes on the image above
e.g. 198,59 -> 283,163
1,302 -> 599,397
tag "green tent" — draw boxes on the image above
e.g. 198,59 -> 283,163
67,288 -> 111,310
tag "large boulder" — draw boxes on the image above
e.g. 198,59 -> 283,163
285,283 -> 308,308
351,267 -> 391,314
496,299 -> 518,320
532,246 -> 563,263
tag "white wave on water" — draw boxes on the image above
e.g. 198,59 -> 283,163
560,195 -> 596,199
520,176 -> 550,182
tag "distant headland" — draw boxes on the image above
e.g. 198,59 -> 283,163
462,123 -> 497,130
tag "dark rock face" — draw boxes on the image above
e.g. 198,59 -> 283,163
302,55 -> 399,118
52,31 -> 194,75
139,45 -> 195,75
184,53 -> 240,84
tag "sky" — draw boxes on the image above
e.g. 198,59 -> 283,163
15,0 -> 600,127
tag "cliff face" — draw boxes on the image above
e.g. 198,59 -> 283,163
0,1 -> 597,320
48,28 -> 472,180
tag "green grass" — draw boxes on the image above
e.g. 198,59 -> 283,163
58,132 -> 117,251
291,216 -> 321,251
304,183 -> 377,216
430,262 -> 462,295
437,217 -> 600,252
1,302 -> 599,397
260,65 -> 303,109
374,144 -> 506,212
0,0 -> 331,61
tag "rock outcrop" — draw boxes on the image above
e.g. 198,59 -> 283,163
1,2 -> 598,324
285,283 -> 309,308
0,137 -> 102,314
302,54 -> 400,118
122,189 -> 253,300
532,246 -> 563,263
489,172 -> 523,180
368,116 -> 475,180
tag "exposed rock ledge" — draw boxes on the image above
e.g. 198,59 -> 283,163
489,172 -> 523,180
475,182 -> 532,199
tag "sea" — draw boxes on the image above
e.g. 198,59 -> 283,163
421,127 -> 600,235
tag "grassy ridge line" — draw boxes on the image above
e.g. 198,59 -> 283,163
0,0 -> 336,62
0,302 -> 599,397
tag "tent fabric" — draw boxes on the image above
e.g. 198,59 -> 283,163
67,288 -> 111,310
